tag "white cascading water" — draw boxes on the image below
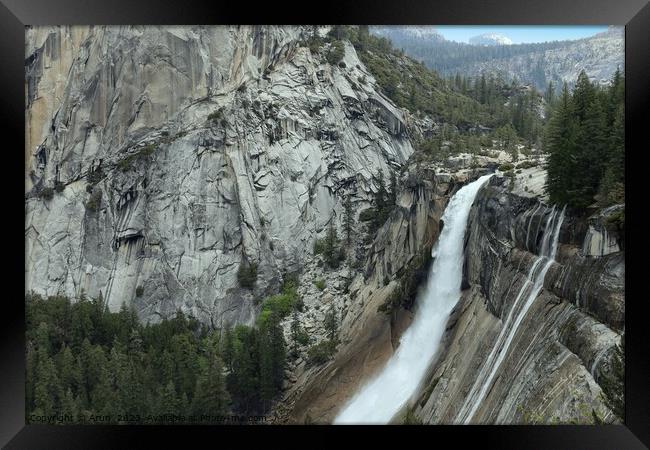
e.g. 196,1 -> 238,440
334,174 -> 494,424
455,204 -> 566,424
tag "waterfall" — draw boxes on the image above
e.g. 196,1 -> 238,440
334,174 -> 494,424
455,204 -> 566,424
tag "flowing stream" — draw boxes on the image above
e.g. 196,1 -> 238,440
455,204 -> 566,424
334,174 -> 494,424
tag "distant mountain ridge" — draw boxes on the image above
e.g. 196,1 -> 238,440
469,33 -> 513,46
371,26 -> 624,90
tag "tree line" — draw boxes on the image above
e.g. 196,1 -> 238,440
310,26 -> 548,164
544,69 -> 624,210
369,27 -> 582,90
25,288 -> 295,424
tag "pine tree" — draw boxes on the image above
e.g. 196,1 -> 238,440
461,76 -> 468,94
606,67 -> 624,127
544,70 -> 624,209
25,344 -> 36,414
56,345 -> 79,394
170,333 -> 199,399
60,388 -> 78,420
323,221 -> 342,269
343,194 -> 354,245
545,83 -> 577,205
227,326 -> 260,414
367,171 -> 391,235
479,73 -> 487,104
572,71 -> 596,123
70,296 -> 94,350
375,171 -> 387,213
290,310 -> 303,356
572,96 -> 608,207
356,25 -> 370,51
389,170 -> 397,208
90,353 -> 114,418
598,69 -> 625,205
33,323 -> 62,417
158,380 -> 179,417
548,80 -> 556,103
221,327 -> 234,372
258,309 -> 286,410
324,306 -> 339,342
158,349 -> 175,385
109,342 -> 129,414
192,335 -> 230,417
329,25 -> 347,40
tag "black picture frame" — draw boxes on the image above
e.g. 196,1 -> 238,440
3,0 -> 648,447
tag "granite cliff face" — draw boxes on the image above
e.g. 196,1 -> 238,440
25,26 -> 413,326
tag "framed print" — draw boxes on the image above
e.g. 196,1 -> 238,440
2,0 -> 649,447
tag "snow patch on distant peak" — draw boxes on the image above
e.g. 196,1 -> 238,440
469,33 -> 513,46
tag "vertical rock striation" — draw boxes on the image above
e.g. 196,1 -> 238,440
412,176 -> 624,424
25,26 -> 413,326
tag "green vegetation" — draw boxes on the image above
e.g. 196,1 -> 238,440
289,310 -> 310,356
257,280 -> 300,327
545,69 -> 624,210
380,30 -> 571,90
207,108 -> 224,122
323,306 -> 339,341
314,222 -> 346,269
499,163 -> 514,172
313,239 -> 326,255
26,291 -> 289,422
516,160 -> 539,170
305,306 -> 339,367
306,339 -> 337,366
300,32 -> 325,56
343,195 -> 354,245
85,190 -> 102,212
207,108 -> 227,127
39,187 -> 54,201
301,26 -> 548,162
117,143 -> 158,172
314,279 -> 326,291
326,40 -> 345,66
360,171 -> 397,243
337,26 -> 545,143
606,208 -> 625,249
87,166 -> 104,184
519,406 -> 547,424
378,245 -> 432,314
237,262 -> 258,289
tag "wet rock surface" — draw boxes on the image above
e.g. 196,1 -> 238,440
411,174 -> 624,424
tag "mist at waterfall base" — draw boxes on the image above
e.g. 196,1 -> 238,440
334,174 -> 494,424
